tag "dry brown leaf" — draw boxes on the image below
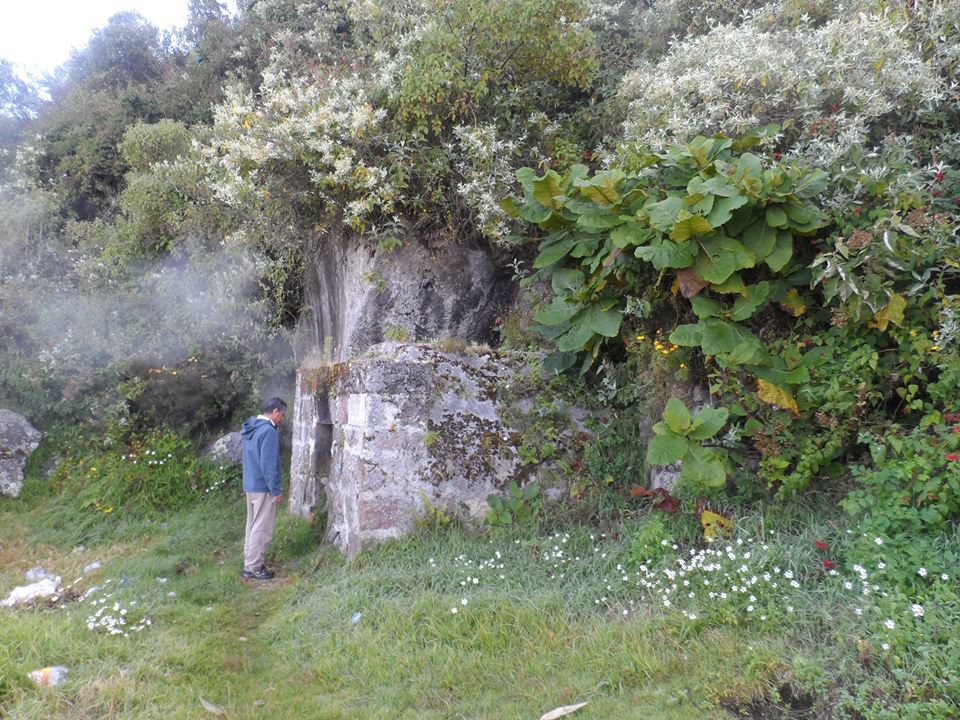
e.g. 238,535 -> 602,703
676,268 -> 708,298
539,701 -> 589,720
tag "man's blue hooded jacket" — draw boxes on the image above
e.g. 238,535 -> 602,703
241,417 -> 282,496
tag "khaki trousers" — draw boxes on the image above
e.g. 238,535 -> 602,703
243,492 -> 278,571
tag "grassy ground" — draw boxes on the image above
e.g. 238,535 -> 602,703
2,468 -> 957,719
0,483 -> 792,720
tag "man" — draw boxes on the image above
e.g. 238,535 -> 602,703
240,397 -> 287,580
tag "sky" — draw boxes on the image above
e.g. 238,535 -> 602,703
0,0 -> 233,77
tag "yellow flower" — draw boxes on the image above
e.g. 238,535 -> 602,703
930,345 -> 940,352
105,507 -> 113,514
680,363 -> 687,368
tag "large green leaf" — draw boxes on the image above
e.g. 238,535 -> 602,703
732,153 -> 763,184
634,239 -> 696,269
707,194 -> 749,227
577,212 -> 625,231
501,196 -> 522,218
739,219 -> 777,259
688,406 -> 729,441
680,446 -> 728,488
533,171 -> 565,209
610,221 -> 650,248
722,339 -> 764,365
647,196 -> 685,232
766,205 -> 788,228
729,281 -> 771,321
534,237 -> 579,268
688,175 -> 740,198
516,167 -> 537,189
695,235 -> 755,284
663,397 -> 692,434
570,236 -> 600,258
690,296 -> 721,318
710,273 -> 747,295
563,198 -> 604,214
725,205 -> 755,236
794,169 -> 829,198
700,236 -> 756,269
669,323 -> 703,347
765,230 -> 794,272
556,319 -> 596,352
573,171 -> 623,206
783,201 -> 816,226
534,299 -> 580,325
670,212 -> 714,241
543,351 -> 577,374
646,434 -> 688,465
698,319 -> 742,355
586,304 -> 622,337
551,267 -> 584,295
754,364 -> 810,387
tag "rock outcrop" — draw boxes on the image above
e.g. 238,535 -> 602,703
201,431 -> 243,467
289,228 -> 517,525
295,343 -> 580,555
0,409 -> 42,498
296,228 -> 515,365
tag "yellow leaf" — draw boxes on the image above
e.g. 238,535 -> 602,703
757,379 -> 799,415
779,288 -> 806,317
701,510 -> 735,540
869,294 -> 907,332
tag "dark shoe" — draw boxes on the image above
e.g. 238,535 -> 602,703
241,565 -> 275,580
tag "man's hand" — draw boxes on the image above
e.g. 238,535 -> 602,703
272,494 -> 283,505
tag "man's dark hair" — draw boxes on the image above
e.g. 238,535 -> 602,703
261,397 -> 288,414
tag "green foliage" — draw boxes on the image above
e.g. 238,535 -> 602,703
506,135 -> 827,383
844,413 -> 960,540
415,492 -> 454,530
46,427 -> 236,538
646,398 -> 730,489
394,0 -> 596,135
486,481 -> 542,526
119,120 -> 192,172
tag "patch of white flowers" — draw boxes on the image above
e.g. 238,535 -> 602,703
432,529 -> 946,658
620,3 -> 944,166
81,580 -> 152,637
451,124 -> 522,241
205,71 -> 398,229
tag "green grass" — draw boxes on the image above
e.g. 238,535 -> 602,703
0,483 -> 784,720
2,475 -> 957,719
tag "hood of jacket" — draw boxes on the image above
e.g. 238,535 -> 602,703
241,416 -> 273,438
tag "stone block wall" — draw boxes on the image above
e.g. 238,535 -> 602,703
292,343 -> 573,555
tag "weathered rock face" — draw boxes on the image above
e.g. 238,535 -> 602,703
201,432 -> 243,467
296,229 -> 515,364
289,229 -> 516,522
0,409 -> 42,498
301,343 -> 575,555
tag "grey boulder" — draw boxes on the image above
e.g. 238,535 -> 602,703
0,409 -> 42,498
201,431 -> 243,467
